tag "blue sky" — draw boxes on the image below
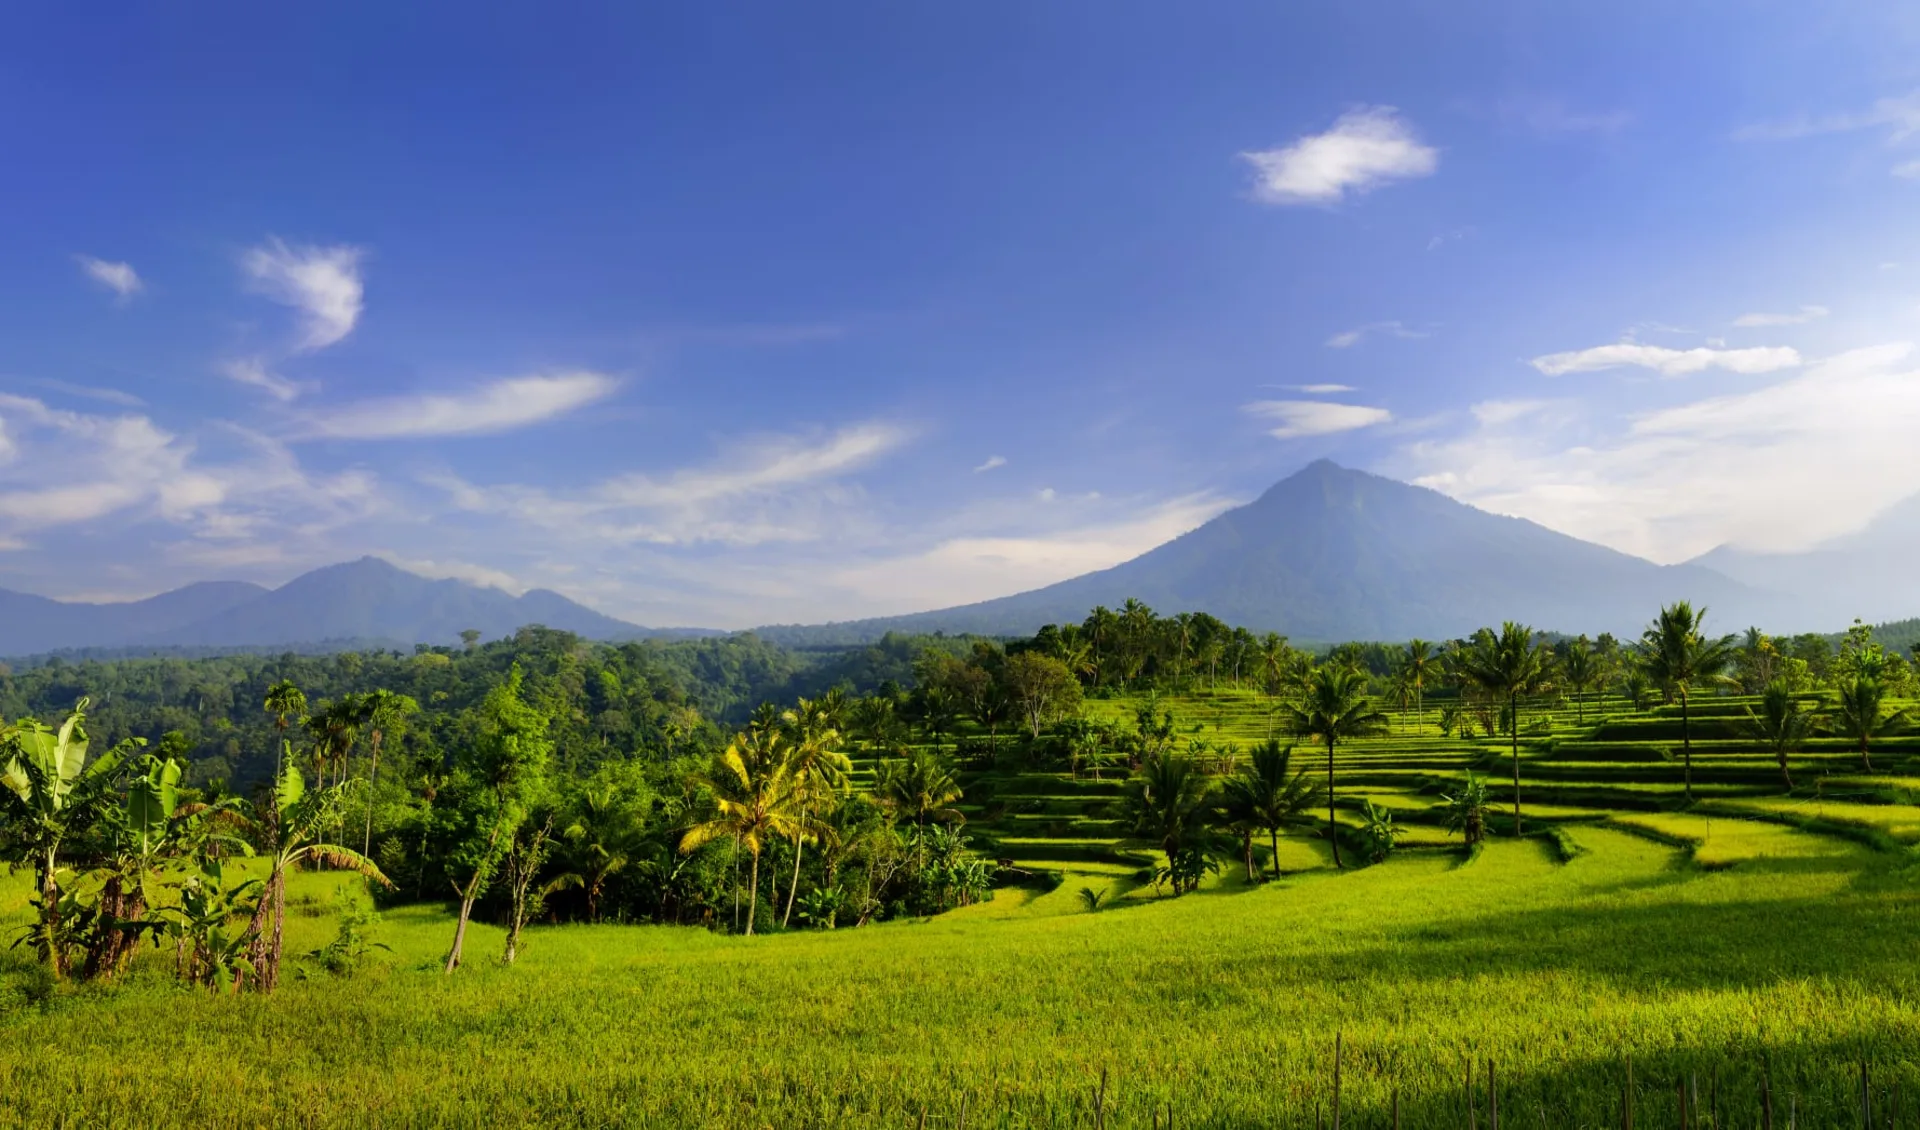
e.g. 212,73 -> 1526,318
3,3 -> 1920,627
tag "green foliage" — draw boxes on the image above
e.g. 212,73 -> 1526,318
1356,799 -> 1401,864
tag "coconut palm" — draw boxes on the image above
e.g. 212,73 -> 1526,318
1742,679 -> 1812,788
1121,753 -> 1215,893
1281,664 -> 1388,869
1397,640 -> 1437,732
874,750 -> 965,865
1558,636 -> 1600,725
1831,675 -> 1908,773
679,726 -> 804,936
1219,741 -> 1323,880
779,698 -> 853,928
1452,622 -> 1550,834
1638,602 -> 1736,801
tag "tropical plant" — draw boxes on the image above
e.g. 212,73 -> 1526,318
0,700 -> 144,978
1638,602 -> 1736,801
1398,640 -> 1437,731
874,750 -> 965,856
1558,636 -> 1600,724
1218,740 -> 1321,880
441,668 -> 551,971
1281,665 -> 1388,869
1442,772 -> 1491,847
1830,675 -> 1908,773
1742,679 -> 1812,788
241,763 -> 391,990
1077,885 -> 1108,912
778,698 -> 853,928
1120,754 -> 1216,893
795,884 -> 846,928
359,688 -> 419,854
1452,622 -> 1550,835
679,724 -> 803,936
1357,800 -> 1402,865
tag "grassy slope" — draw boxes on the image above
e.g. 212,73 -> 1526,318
1,827 -> 1917,1127
6,686 -> 1920,1127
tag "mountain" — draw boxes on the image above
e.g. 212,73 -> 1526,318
0,558 -> 707,658
760,460 -> 1767,643
0,581 -> 269,656
1689,490 -> 1920,629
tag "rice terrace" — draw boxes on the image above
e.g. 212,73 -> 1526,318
3,597 -> 1919,1127
8,3 -> 1920,1128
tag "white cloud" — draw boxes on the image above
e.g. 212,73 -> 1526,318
382,555 -> 524,593
300,372 -> 617,440
1895,160 -> 1920,180
1733,305 -> 1828,328
1265,383 -> 1357,394
1241,106 -> 1438,205
0,395 -> 380,545
76,256 -> 141,301
1399,343 -> 1920,561
1325,321 -> 1426,349
1735,91 -> 1920,143
429,422 -> 908,547
32,380 -> 144,408
1530,343 -> 1802,377
973,455 -> 1007,473
243,238 -> 365,351
222,358 -> 306,402
1243,399 -> 1392,439
1471,399 -> 1552,426
1502,99 -> 1630,136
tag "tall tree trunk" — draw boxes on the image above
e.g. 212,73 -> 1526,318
1510,691 -> 1523,837
783,829 -> 805,929
267,866 -> 287,990
745,851 -> 761,936
1269,828 -> 1281,879
1242,834 -> 1254,882
363,735 -> 383,856
445,886 -> 477,973
1681,689 -> 1694,801
1861,734 -> 1874,773
38,846 -> 66,979
1779,747 -> 1794,790
1326,737 -> 1342,869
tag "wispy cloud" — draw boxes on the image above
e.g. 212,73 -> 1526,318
1265,383 -> 1357,394
31,380 -> 144,408
1243,399 -> 1392,439
1241,106 -> 1438,206
243,238 -> 365,351
222,357 -> 306,402
1895,160 -> 1920,180
300,372 -> 618,440
1325,321 -> 1427,349
1735,90 -> 1920,143
429,422 -> 909,547
1733,305 -> 1828,328
973,455 -> 1007,473
1530,342 -> 1801,377
1501,99 -> 1630,137
1401,343 -> 1920,561
75,256 -> 142,301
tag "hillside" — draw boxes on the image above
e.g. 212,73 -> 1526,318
0,557 -> 706,657
1691,488 -> 1920,627
762,460 -> 1764,643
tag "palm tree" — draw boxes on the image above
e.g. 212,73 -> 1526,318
263,680 -> 307,781
679,727 -> 804,936
1219,740 -> 1323,879
1398,640 -> 1437,732
1638,602 -> 1736,801
874,750 -> 964,865
779,699 -> 853,928
1742,679 -> 1811,788
1558,636 -> 1599,725
360,689 -> 419,855
1831,675 -> 1908,773
1441,772 -> 1491,848
558,785 -> 638,922
1282,665 -> 1388,868
1121,753 -> 1215,893
304,694 -> 367,792
1452,622 -> 1550,834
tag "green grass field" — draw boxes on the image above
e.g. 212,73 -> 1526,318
5,686 -> 1919,1127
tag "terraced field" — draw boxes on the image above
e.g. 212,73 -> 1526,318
938,686 -> 1920,900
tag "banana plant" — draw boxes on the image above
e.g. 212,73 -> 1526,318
165,857 -> 264,993
240,762 -> 391,992
0,699 -> 143,977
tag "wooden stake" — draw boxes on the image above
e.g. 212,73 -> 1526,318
1093,1068 -> 1107,1130
1333,1032 -> 1343,1130
1393,1087 -> 1401,1130
1469,1057 -> 1478,1130
957,1093 -> 968,1130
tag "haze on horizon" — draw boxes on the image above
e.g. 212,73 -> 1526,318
3,5 -> 1919,630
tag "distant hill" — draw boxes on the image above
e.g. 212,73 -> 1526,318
0,558 -> 714,657
1690,490 -> 1920,629
759,460 -> 1771,643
